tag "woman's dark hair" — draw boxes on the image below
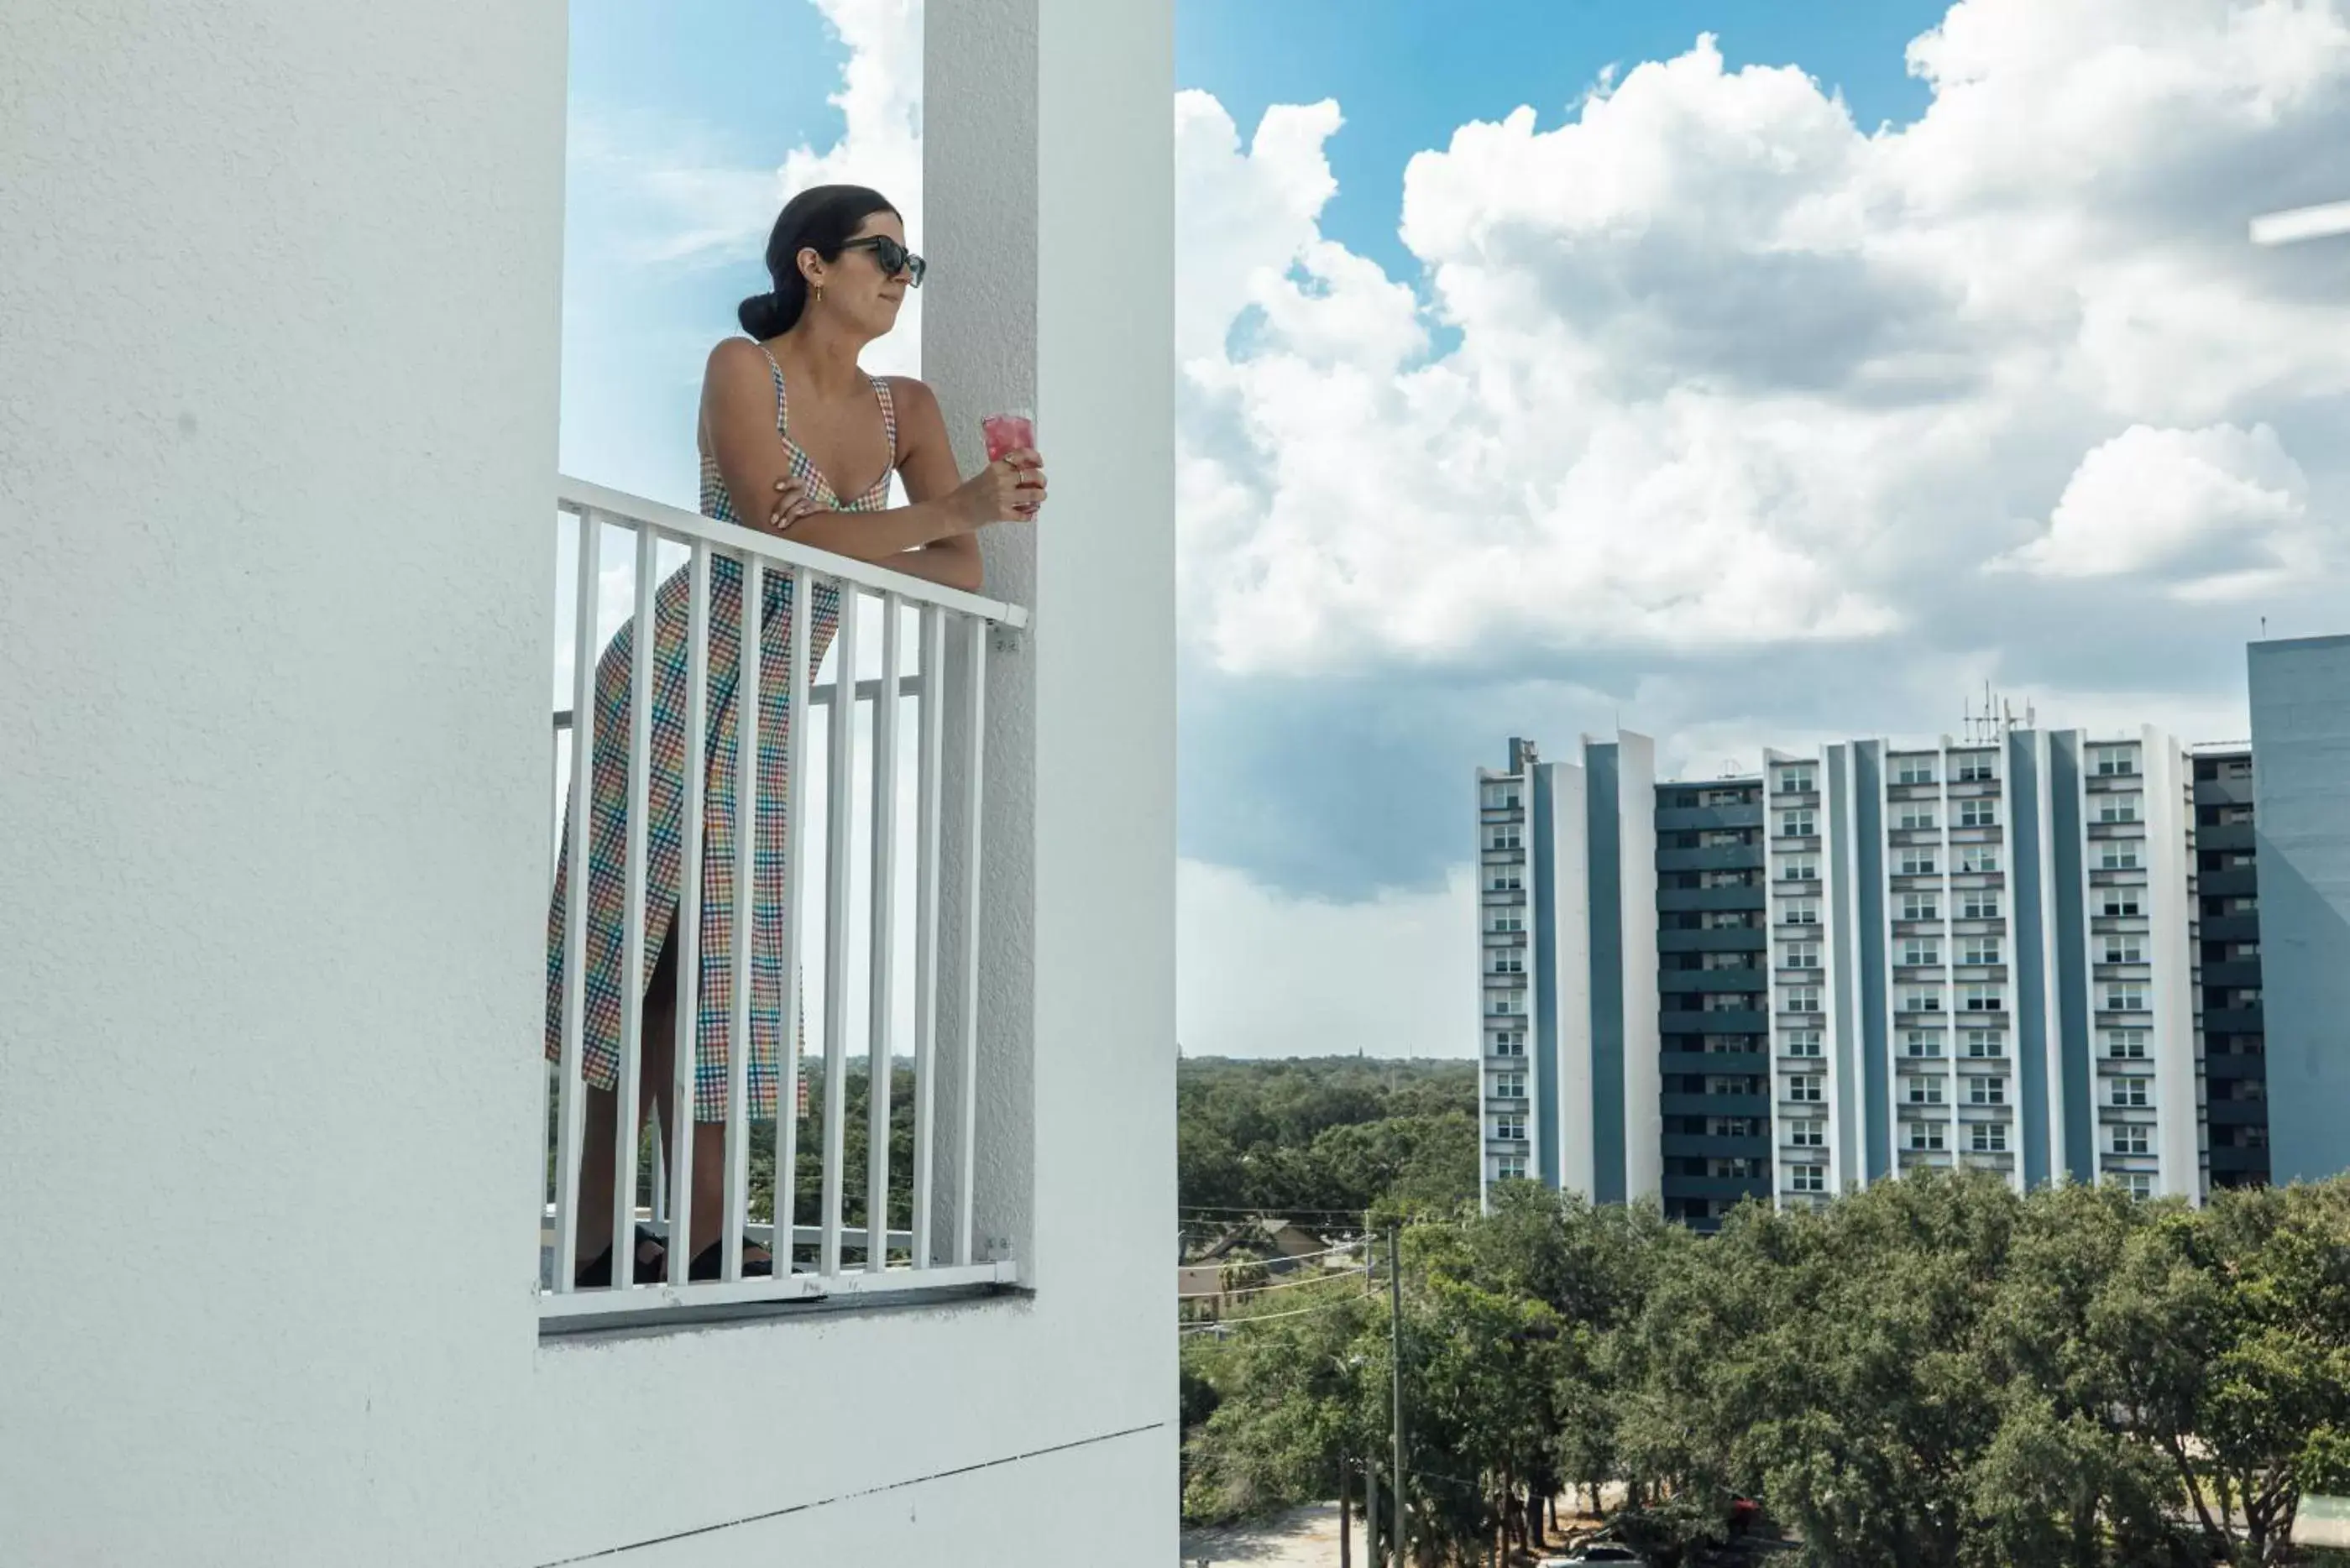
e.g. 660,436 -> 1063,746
737,184 -> 902,338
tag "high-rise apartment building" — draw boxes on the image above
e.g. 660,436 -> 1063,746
1479,689 -> 2337,1226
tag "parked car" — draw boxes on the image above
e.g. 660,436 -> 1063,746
1541,1544 -> 1654,1566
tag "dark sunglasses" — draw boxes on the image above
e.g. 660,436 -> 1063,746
839,236 -> 926,287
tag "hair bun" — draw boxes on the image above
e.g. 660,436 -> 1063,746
738,290 -> 790,338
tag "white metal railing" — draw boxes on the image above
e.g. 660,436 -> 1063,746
542,475 -> 1026,1325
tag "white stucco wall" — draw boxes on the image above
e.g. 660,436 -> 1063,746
0,0 -> 1176,1561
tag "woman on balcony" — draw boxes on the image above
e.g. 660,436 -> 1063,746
547,184 -> 1046,1287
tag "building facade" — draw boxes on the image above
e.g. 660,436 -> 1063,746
1481,715 -> 2308,1224
2248,635 -> 2350,1185
3,2 -> 1178,1562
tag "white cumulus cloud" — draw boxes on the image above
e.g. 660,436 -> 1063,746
1992,422 -> 2316,598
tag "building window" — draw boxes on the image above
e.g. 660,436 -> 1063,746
1955,756 -> 1997,783
1491,952 -> 1524,975
1895,758 -> 1937,786
1777,766 -> 1816,794
2120,1171 -> 2154,1200
2091,745 -> 2139,777
1489,869 -> 1522,891
1484,781 -> 1523,810
1781,855 -> 1819,882
1788,1075 -> 1824,1103
2112,1077 -> 2150,1108
1902,892 -> 1940,922
1968,1075 -> 2007,1106
1901,938 -> 1940,967
1783,986 -> 1823,1014
1495,1114 -> 1528,1142
1904,1028 -> 1944,1058
1971,1121 -> 2008,1152
1961,890 -> 2001,919
1964,1029 -> 2004,1058
1780,808 -> 1816,837
2103,982 -> 2148,1013
2100,841 -> 2142,870
1494,1072 -> 1527,1100
1960,938 -> 2001,966
1488,910 -> 1524,933
1908,1121 -> 1947,1152
1493,992 -> 1526,1017
1783,1028 -> 1824,1058
1705,1074 -> 1759,1096
1897,804 -> 1938,832
1904,1077 -> 1945,1105
1790,1121 -> 1825,1147
2099,793 -> 2143,823
1958,846 -> 2001,873
1490,1030 -> 1526,1057
1495,1154 -> 1528,1180
1782,898 -> 1820,926
1790,1164 -> 1826,1193
1900,985 -> 1944,1013
2112,1124 -> 2150,1155
1782,941 -> 1822,970
1899,850 -> 1939,876
1959,798 -> 1997,828
1488,826 -> 1523,850
1961,983 -> 2004,1013
2101,935 -> 2144,964
2103,1028 -> 2147,1059
2101,889 -> 2143,918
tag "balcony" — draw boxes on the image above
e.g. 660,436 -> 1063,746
2196,776 -> 2256,807
1656,802 -> 1765,832
540,482 -> 1028,1326
1658,885 -> 1768,912
2201,866 -> 2260,898
2201,912 -> 2262,943
1657,927 -> 1767,953
1657,844 -> 1766,873
2198,823 -> 2256,853
13,0 -> 1176,1557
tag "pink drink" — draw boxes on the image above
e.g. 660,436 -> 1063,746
981,411 -> 1034,464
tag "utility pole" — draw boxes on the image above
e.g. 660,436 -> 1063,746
1390,1224 -> 1406,1568
1366,1461 -> 1379,1568
1338,1457 -> 1352,1568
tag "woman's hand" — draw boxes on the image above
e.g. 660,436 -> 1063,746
770,477 -> 824,531
953,450 -> 1047,531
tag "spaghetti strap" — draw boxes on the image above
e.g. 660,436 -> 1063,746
870,375 -> 898,464
756,343 -> 789,436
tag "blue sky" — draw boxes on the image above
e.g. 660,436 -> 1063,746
562,0 -> 2350,1058
1176,0 -> 1948,284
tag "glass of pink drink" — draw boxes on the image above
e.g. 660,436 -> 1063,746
981,410 -> 1034,464
981,410 -> 1039,515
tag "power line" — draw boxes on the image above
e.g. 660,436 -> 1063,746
1178,1265 -> 1369,1302
1178,1204 -> 1375,1219
1177,1238 -> 1370,1270
1179,1283 -> 1376,1333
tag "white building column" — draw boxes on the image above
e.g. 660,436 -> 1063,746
924,0 -> 1181,1485
2141,725 -> 2201,1201
1616,732 -> 1663,1204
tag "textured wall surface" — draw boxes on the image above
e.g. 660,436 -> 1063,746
2249,636 -> 2350,1186
0,0 -> 568,1561
2,0 -> 1176,1562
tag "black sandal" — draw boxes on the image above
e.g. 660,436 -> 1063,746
688,1239 -> 775,1281
573,1224 -> 668,1289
